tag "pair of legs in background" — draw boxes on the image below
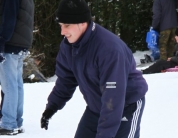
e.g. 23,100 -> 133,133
75,97 -> 145,138
159,28 -> 176,60
0,53 -> 24,131
142,59 -> 178,74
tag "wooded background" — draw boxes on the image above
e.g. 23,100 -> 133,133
33,0 -> 153,77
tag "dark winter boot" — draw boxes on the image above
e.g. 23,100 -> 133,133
140,59 -> 146,64
144,54 -> 152,63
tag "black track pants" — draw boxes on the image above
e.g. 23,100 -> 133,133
74,97 -> 145,138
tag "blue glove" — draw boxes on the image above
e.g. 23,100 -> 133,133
0,53 -> 5,63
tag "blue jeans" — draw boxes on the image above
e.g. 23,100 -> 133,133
0,53 -> 25,130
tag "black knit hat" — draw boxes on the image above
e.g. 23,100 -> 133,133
175,28 -> 178,36
56,0 -> 91,24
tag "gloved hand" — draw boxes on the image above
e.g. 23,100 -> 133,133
0,53 -> 6,63
41,108 -> 56,130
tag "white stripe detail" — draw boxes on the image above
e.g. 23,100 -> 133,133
106,82 -> 116,84
128,99 -> 142,138
106,82 -> 116,88
106,86 -> 116,88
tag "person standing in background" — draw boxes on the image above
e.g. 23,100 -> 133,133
0,0 -> 34,135
152,0 -> 178,60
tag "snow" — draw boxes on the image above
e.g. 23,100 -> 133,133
1,50 -> 178,138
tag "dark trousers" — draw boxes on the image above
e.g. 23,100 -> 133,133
142,59 -> 177,74
74,97 -> 145,138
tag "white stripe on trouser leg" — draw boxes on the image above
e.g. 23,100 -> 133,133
128,99 -> 142,138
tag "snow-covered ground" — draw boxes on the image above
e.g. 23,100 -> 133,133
0,50 -> 178,138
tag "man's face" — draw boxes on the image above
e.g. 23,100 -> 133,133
59,23 -> 87,43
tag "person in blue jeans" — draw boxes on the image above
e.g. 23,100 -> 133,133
0,0 -> 34,135
40,0 -> 148,138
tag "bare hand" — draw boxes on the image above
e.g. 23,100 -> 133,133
167,57 -> 171,61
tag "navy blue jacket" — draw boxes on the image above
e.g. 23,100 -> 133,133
152,0 -> 178,32
47,22 -> 148,138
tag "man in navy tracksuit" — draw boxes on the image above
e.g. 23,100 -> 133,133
40,0 -> 148,138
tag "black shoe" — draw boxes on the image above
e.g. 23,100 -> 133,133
0,127 -> 18,135
140,59 -> 146,64
144,54 -> 152,63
